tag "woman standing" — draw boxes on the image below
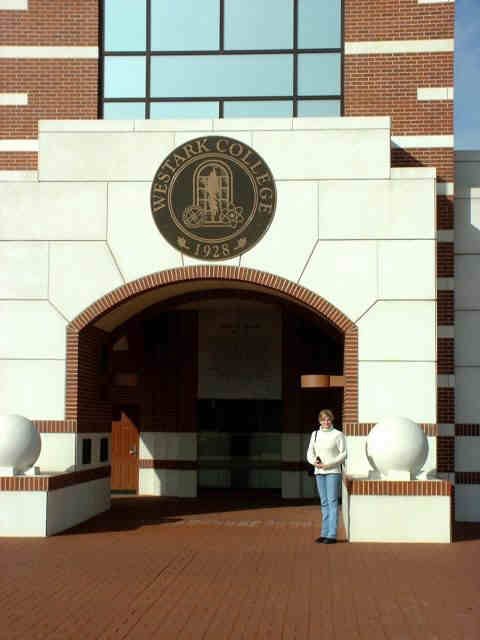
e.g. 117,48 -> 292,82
307,409 -> 347,544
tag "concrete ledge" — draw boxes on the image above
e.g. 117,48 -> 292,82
0,465 -> 110,491
0,467 -> 111,537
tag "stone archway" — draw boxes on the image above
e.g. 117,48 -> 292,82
65,266 -> 358,435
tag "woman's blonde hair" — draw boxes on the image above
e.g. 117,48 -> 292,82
318,409 -> 334,423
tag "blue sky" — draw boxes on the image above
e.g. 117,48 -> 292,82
455,0 -> 480,149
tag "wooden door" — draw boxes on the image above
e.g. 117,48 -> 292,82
111,407 -> 140,492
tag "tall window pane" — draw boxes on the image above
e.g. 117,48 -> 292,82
150,102 -> 219,118
298,0 -> 341,49
298,53 -> 341,96
224,101 -> 292,117
151,0 -> 219,51
104,102 -> 146,119
104,57 -> 146,98
224,0 -> 293,50
151,55 -> 293,98
104,0 -> 146,52
297,100 -> 340,117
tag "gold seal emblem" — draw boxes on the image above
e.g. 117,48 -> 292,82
151,136 -> 276,261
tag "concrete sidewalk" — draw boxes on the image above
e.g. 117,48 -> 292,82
1,495 -> 479,639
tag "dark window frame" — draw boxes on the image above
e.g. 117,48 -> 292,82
100,0 -> 344,119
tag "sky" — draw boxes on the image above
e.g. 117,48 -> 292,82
455,0 -> 480,149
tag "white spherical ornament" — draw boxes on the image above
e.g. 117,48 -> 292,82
366,416 -> 428,478
0,414 -> 41,473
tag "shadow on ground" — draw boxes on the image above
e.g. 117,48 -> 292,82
62,491 -> 319,536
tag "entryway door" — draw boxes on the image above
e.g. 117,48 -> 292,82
111,407 -> 140,492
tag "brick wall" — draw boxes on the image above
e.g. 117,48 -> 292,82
437,195 -> 454,229
345,0 -> 456,477
344,0 -> 454,41
0,0 -> 98,170
66,325 -> 111,433
0,0 -> 98,44
344,53 -> 453,135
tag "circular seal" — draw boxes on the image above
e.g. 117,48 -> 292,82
150,136 -> 276,261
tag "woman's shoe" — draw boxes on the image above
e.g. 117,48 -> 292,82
322,538 -> 336,544
315,536 -> 325,543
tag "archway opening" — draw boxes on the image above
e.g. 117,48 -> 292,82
108,289 -> 344,495
66,268 -> 357,499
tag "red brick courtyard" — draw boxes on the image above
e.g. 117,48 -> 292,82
1,494 -> 479,640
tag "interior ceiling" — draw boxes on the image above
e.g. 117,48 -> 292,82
93,279 -> 340,335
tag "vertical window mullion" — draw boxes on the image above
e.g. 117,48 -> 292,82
145,0 -> 151,119
340,0 -> 344,116
293,0 -> 298,116
220,0 -> 224,52
99,1 -> 105,118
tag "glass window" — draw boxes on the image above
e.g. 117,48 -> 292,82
298,53 -> 341,96
298,0 -> 341,49
104,102 -> 146,119
151,0 -> 219,51
224,0 -> 293,50
151,54 -> 293,98
150,101 -> 219,118
104,0 -> 146,52
297,100 -> 341,117
104,57 -> 146,98
224,100 -> 292,117
82,439 -> 92,465
102,1 -> 343,119
100,437 -> 109,463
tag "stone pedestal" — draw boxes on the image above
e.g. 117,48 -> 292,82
342,476 -> 453,543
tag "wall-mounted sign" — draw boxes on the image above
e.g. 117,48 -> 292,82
151,136 -> 276,261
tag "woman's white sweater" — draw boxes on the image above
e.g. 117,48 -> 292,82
306,427 -> 347,475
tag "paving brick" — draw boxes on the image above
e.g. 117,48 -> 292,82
0,495 -> 479,640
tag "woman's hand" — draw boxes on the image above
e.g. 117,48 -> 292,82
315,462 -> 326,469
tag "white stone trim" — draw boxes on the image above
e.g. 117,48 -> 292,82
418,0 -> 454,4
437,182 -> 454,196
438,423 -> 455,436
0,139 -> 38,151
437,374 -> 455,387
0,170 -> 37,181
437,230 -> 454,242
39,120 -> 135,133
417,87 -> 453,101
0,46 -> 98,59
390,167 -> 436,179
438,326 -> 454,338
437,278 -> 454,290
38,116 -> 392,133
391,135 -> 454,148
0,93 -> 28,106
0,0 -> 28,8
286,116 -> 390,130
345,39 -> 454,55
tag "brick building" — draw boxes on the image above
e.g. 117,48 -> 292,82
0,0 -> 477,539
